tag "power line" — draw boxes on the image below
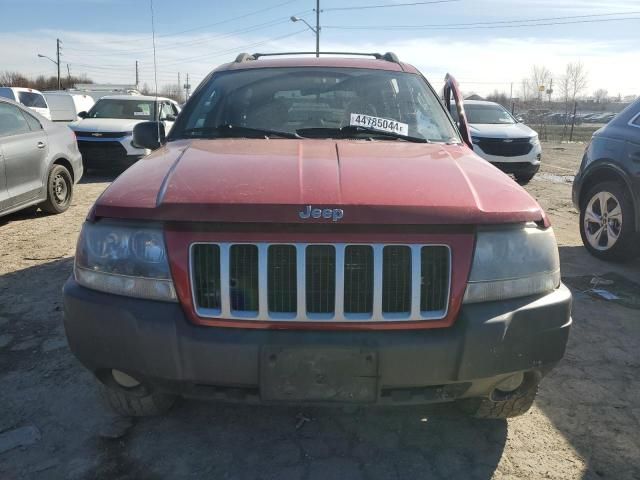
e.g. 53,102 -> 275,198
325,11 -> 640,30
324,0 -> 459,12
65,0 -> 300,47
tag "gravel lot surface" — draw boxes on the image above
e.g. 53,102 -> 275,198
1,142 -> 639,479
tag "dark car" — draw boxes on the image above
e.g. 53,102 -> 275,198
572,99 -> 640,260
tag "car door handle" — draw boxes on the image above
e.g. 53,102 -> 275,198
37,141 -> 46,149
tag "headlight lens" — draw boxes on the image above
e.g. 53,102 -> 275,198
529,135 -> 539,145
463,224 -> 560,304
74,221 -> 177,302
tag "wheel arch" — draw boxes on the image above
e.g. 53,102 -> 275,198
579,163 -> 638,231
51,157 -> 75,183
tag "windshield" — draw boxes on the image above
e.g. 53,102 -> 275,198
171,67 -> 460,143
465,103 -> 515,125
86,99 -> 157,120
18,91 -> 47,108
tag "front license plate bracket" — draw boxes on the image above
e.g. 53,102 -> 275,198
260,347 -> 378,403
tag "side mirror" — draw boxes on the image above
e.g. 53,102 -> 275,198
77,111 -> 88,119
132,121 -> 166,150
516,116 -> 524,123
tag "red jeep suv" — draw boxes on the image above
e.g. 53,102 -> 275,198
63,52 -> 572,418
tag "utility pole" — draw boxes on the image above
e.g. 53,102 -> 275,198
56,38 -> 61,90
135,60 -> 139,88
67,64 -> 71,88
184,73 -> 190,100
177,72 -> 181,102
547,78 -> 553,103
315,0 -> 320,57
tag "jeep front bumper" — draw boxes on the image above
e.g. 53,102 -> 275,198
63,278 -> 571,406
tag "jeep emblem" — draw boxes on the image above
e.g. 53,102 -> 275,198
298,205 -> 344,222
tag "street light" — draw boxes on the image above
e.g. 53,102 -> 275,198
291,12 -> 320,57
37,53 -> 61,89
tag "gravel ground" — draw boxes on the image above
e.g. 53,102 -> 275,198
0,143 -> 639,480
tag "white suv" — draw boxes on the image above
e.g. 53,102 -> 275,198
462,100 -> 541,184
69,95 -> 180,170
0,87 -> 51,120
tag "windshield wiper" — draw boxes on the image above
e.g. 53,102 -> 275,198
179,124 -> 300,139
296,125 -> 430,143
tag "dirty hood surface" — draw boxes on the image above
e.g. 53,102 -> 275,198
94,139 -> 545,225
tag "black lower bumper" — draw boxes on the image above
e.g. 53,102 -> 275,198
492,161 -> 540,178
63,279 -> 571,406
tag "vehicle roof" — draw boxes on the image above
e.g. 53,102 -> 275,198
97,94 -> 175,102
215,56 -> 420,74
464,100 -> 503,106
1,86 -> 45,94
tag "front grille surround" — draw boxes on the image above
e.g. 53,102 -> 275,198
189,242 -> 451,323
476,137 -> 533,157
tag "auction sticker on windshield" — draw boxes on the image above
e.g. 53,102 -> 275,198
350,113 -> 408,136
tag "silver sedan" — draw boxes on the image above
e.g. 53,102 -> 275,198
0,97 -> 83,217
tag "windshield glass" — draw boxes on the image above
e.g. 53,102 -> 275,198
87,99 -> 157,120
465,103 -> 515,124
18,91 -> 47,108
171,67 -> 460,143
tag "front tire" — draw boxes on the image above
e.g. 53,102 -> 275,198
579,181 -> 638,261
40,164 -> 73,214
101,385 -> 176,417
515,172 -> 536,185
458,373 -> 539,419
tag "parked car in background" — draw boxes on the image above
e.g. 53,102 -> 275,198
573,98 -> 640,261
0,87 -> 51,120
68,95 -> 180,170
0,97 -> 82,217
63,52 -> 571,420
454,100 -> 541,184
43,91 -> 95,123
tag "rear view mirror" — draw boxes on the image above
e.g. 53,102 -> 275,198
77,111 -> 88,119
133,121 -> 166,150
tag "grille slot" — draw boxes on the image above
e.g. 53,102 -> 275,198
190,243 -> 450,322
306,245 -> 336,314
344,246 -> 374,314
230,245 -> 258,312
382,246 -> 412,313
192,244 -> 221,310
421,246 -> 449,312
268,245 -> 297,313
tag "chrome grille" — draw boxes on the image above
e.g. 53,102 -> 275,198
190,243 -> 451,322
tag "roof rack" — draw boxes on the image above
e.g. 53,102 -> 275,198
234,51 -> 400,63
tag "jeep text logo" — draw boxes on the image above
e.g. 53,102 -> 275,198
298,205 -> 344,222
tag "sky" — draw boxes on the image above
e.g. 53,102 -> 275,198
0,0 -> 638,98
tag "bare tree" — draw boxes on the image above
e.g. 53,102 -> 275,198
593,88 -> 608,104
530,65 -> 552,101
160,84 -> 183,103
486,90 -> 510,108
565,62 -> 588,102
0,70 -> 92,90
519,79 -> 533,102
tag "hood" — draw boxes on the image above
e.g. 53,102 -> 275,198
69,118 -> 143,133
470,122 -> 536,138
93,139 -> 545,225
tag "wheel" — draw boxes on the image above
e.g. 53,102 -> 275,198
458,372 -> 539,419
101,384 -> 176,417
40,164 -> 73,214
515,172 -> 536,185
580,181 -> 638,261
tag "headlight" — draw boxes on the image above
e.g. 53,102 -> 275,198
529,135 -> 539,145
74,221 -> 177,302
463,224 -> 560,304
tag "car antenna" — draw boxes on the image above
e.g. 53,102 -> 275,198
150,0 -> 160,145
